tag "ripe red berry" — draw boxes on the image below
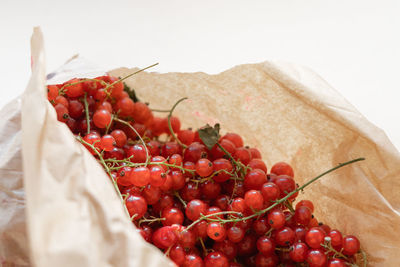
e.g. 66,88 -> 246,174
142,184 -> 161,205
207,222 -> 226,242
256,236 -> 275,256
305,227 -> 326,249
227,226 -> 245,243
222,132 -> 243,148
204,251 -> 229,267
247,158 -> 267,173
294,206 -> 312,226
125,195 -> 147,219
131,166 -> 150,187
162,207 -> 184,226
289,242 -> 308,262
185,199 -> 207,221
100,134 -> 115,151
212,158 -> 233,182
169,244 -> 185,266
270,162 -> 294,177
110,129 -> 127,147
184,142 -> 207,162
195,158 -> 213,177
54,103 -> 69,122
261,182 -> 280,203
64,78 -> 84,98
274,226 -> 295,246
342,235 -> 360,256
182,254 -> 204,267
244,169 -> 267,190
152,226 -> 178,249
178,129 -> 195,145
328,230 -> 343,247
149,165 -> 166,187
327,258 -> 346,267
244,190 -> 264,211
295,199 -> 315,213
306,249 -> 327,267
267,209 -> 286,229
93,109 -> 112,128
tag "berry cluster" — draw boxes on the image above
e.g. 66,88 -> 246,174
47,70 -> 366,267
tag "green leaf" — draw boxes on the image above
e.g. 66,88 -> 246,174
198,124 -> 221,150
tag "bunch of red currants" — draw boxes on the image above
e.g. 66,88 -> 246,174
47,73 -> 365,267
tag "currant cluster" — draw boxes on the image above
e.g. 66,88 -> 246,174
47,71 -> 365,267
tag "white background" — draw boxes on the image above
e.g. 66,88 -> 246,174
1,0 -> 399,150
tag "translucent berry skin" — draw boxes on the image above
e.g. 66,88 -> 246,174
184,142 -> 208,163
294,206 -> 312,226
274,226 -> 295,246
327,258 -> 346,267
255,253 -> 279,267
328,230 -> 343,247
207,222 -> 226,242
185,199 -> 207,221
213,240 -> 237,260
212,158 -> 233,182
152,226 -> 178,249
64,78 -> 84,98
295,199 -> 315,212
270,162 -> 294,177
93,109 -> 112,128
195,158 -> 214,177
306,249 -> 327,267
110,129 -> 127,148
247,158 -> 267,173
342,235 -> 360,256
227,226 -> 245,243
55,103 -> 69,123
222,132 -> 243,148
289,242 -> 308,262
182,254 -> 204,267
267,209 -> 286,229
131,167 -> 151,187
169,244 -> 185,266
261,182 -> 280,203
244,190 -> 264,211
125,195 -> 147,219
204,251 -> 229,267
256,236 -> 275,256
244,169 -> 267,190
305,227 -> 326,249
162,207 -> 184,226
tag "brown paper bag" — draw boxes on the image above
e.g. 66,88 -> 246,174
1,27 -> 399,266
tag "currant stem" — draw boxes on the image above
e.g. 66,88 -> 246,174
83,92 -> 90,134
114,117 -> 150,166
168,97 -> 188,148
217,142 -> 246,176
103,63 -> 159,92
185,158 -> 365,229
59,78 -> 108,94
174,191 -> 187,208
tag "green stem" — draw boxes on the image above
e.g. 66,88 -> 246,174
217,142 -> 245,176
168,97 -> 188,148
114,118 -> 150,166
83,93 -> 90,134
174,191 -> 187,208
185,158 -> 365,229
103,63 -> 159,93
59,78 -> 108,94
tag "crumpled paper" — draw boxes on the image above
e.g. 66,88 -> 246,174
1,27 -> 399,266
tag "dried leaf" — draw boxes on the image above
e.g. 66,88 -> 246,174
198,124 -> 220,150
